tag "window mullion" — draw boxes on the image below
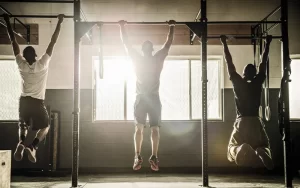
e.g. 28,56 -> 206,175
189,60 -> 192,120
124,79 -> 127,120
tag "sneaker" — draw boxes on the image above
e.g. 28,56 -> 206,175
235,143 -> 261,167
149,155 -> 159,171
25,146 -> 37,163
256,147 -> 274,170
14,142 -> 25,161
133,155 -> 143,171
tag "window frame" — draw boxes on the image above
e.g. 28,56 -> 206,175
92,55 -> 224,123
0,55 -> 21,122
289,54 -> 300,121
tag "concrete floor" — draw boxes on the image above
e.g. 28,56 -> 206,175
11,173 -> 300,188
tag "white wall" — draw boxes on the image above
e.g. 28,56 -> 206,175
0,0 -> 299,89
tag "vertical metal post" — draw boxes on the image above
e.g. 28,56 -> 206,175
26,25 -> 30,44
281,0 -> 292,187
200,0 -> 208,187
72,0 -> 81,187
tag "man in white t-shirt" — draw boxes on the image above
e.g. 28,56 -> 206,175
3,14 -> 64,163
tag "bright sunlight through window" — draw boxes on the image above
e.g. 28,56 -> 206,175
290,58 -> 300,119
0,59 -> 22,120
94,57 -> 222,121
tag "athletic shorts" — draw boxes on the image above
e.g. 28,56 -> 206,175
19,96 -> 49,131
134,94 -> 161,127
227,116 -> 271,162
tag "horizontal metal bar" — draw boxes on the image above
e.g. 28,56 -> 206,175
0,20 -> 26,40
99,21 -> 282,25
0,5 -> 27,28
0,0 -> 74,3
206,35 -> 282,39
2,15 -> 74,18
100,21 -> 186,25
207,21 -> 282,24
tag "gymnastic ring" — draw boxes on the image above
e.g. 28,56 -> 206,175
265,106 -> 271,122
259,106 -> 263,119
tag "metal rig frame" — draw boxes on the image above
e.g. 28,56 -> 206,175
0,0 -> 292,187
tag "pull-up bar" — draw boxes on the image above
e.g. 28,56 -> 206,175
207,35 -> 282,39
99,21 -> 282,25
0,0 -> 74,3
2,15 -> 74,18
208,21 -> 281,25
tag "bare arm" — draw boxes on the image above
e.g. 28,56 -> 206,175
46,14 -> 64,56
3,14 -> 20,56
259,35 -> 272,74
156,20 -> 176,58
118,20 -> 140,58
220,35 -> 236,77
161,22 -> 175,51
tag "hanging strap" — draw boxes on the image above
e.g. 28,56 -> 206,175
251,25 -> 257,66
265,57 -> 271,121
255,26 -> 264,119
263,21 -> 271,121
253,41 -> 257,66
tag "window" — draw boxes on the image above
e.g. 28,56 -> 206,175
290,57 -> 300,119
191,60 -> 221,119
94,57 -> 223,121
0,59 -> 22,121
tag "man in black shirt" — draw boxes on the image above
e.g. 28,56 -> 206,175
221,35 -> 274,170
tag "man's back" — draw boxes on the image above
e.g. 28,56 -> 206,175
16,54 -> 51,100
231,72 -> 265,118
131,52 -> 166,95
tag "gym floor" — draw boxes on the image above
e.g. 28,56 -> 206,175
11,173 -> 300,188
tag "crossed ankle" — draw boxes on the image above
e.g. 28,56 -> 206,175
150,155 -> 158,159
28,145 -> 37,150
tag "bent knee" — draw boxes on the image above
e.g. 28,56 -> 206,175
39,125 -> 50,133
151,126 -> 160,133
135,124 -> 144,132
19,122 -> 28,130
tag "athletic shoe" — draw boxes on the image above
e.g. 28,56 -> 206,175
133,155 -> 143,171
25,145 -> 37,163
14,142 -> 25,161
256,147 -> 274,170
149,155 -> 159,171
235,143 -> 261,167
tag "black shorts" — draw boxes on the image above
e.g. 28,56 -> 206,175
19,96 -> 49,131
134,94 -> 161,127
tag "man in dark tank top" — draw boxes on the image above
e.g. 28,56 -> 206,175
221,35 -> 274,170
